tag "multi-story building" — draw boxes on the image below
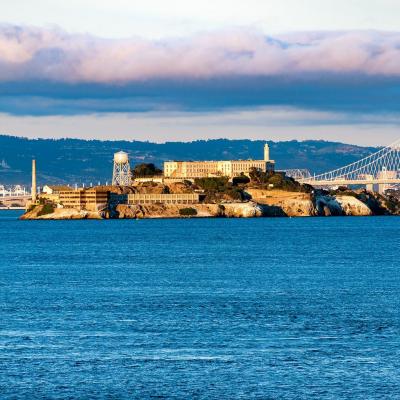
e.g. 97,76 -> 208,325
40,185 -> 71,203
42,185 -> 72,194
163,143 -> 274,179
58,188 -> 109,211
127,193 -> 200,205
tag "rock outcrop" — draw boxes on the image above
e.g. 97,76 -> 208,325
315,195 -> 344,216
245,188 -> 398,217
21,205 -> 101,220
334,195 -> 373,216
222,202 -> 263,218
112,202 -> 263,219
246,189 -> 317,217
167,181 -> 194,194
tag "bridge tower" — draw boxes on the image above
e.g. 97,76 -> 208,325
377,167 -> 397,194
112,151 -> 131,186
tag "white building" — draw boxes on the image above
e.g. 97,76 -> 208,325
164,143 -> 274,179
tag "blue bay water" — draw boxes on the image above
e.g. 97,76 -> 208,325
0,211 -> 400,399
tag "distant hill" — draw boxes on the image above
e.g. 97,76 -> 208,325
0,135 -> 378,186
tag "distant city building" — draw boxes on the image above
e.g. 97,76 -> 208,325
0,159 -> 10,169
163,143 -> 274,179
377,168 -> 397,193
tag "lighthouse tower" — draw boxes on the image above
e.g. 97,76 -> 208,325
264,143 -> 270,162
112,151 -> 131,186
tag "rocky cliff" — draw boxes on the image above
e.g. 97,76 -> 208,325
111,202 -> 263,219
21,181 -> 400,220
246,189 -> 399,217
21,205 -> 101,220
246,189 -> 315,217
21,192 -> 400,220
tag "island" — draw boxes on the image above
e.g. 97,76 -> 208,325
21,168 -> 400,220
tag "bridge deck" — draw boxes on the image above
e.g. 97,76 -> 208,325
299,178 -> 400,186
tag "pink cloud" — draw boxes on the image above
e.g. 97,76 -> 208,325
1,25 -> 400,83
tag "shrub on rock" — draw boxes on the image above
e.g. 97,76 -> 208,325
179,207 -> 198,216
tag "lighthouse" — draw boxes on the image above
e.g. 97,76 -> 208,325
264,143 -> 270,162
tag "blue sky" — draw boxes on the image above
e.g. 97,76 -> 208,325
3,0 -> 400,39
1,0 -> 400,145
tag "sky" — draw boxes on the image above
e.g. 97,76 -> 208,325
1,0 -> 400,145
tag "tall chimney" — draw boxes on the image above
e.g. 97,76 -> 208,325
31,159 -> 37,203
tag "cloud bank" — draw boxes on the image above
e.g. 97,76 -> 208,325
1,25 -> 400,119
1,25 -> 400,82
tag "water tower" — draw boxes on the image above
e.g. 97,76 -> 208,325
112,151 -> 131,186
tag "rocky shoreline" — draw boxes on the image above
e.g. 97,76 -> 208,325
20,171 -> 400,220
21,189 -> 400,220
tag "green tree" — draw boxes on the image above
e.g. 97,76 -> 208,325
37,204 -> 55,216
132,163 -> 162,178
194,177 -> 229,191
249,168 -> 312,193
249,167 -> 273,185
232,174 -> 250,185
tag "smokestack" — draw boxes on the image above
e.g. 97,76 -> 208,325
31,159 -> 37,203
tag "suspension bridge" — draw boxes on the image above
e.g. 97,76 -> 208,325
285,139 -> 400,193
0,185 -> 31,209
0,185 -> 30,197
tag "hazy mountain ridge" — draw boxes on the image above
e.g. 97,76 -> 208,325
0,135 -> 377,185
